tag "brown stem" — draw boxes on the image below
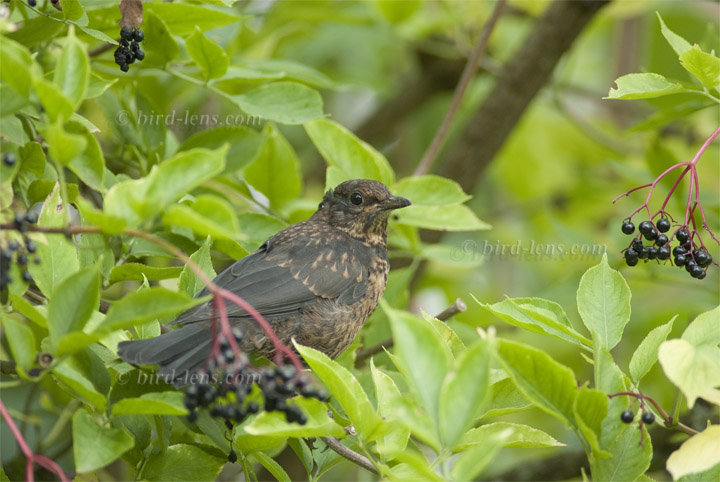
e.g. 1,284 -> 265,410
320,437 -> 378,475
355,298 -> 467,366
413,0 -> 507,177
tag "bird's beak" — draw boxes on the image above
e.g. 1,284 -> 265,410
381,196 -> 412,211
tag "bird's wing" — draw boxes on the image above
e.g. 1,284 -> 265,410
171,224 -> 369,325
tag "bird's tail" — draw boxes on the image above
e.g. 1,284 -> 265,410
117,325 -> 212,386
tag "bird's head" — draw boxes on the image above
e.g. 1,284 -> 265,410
313,179 -> 411,244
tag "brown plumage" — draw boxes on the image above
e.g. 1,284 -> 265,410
117,179 -> 410,383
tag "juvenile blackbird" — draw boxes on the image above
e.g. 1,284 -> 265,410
118,179 -> 410,383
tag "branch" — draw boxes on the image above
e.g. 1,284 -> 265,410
413,0 -> 507,176
439,0 -> 612,192
355,298 -> 467,366
320,437 -> 378,475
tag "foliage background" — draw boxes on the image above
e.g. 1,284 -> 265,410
1,0 -> 719,481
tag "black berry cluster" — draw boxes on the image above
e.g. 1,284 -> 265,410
113,26 -> 145,73
1,213 -> 40,291
620,217 -> 712,279
182,329 -> 326,427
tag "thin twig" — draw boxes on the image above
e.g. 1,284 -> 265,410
355,298 -> 467,366
320,437 -> 378,475
413,0 -> 506,177
608,392 -> 699,436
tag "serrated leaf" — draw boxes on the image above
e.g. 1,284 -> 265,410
370,361 -> 410,459
232,81 -> 324,125
178,238 -> 216,297
53,27 -> 89,109
496,339 -> 578,427
680,45 -> 720,89
1,315 -> 36,373
140,444 -> 225,481
629,316 -> 676,383
456,422 -> 564,451
606,73 -> 686,100
574,387 -> 611,458
577,253 -> 631,350
392,175 -> 470,206
394,204 -> 491,231
657,13 -> 692,56
47,265 -> 100,349
295,343 -> 382,439
450,428 -> 510,481
667,426 -> 720,480
245,397 -> 345,438
73,410 -> 134,473
186,27 -> 228,80
112,392 -> 188,416
109,264 -> 183,284
306,118 -> 395,186
98,288 -> 204,333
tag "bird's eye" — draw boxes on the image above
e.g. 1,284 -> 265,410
318,202 -> 326,210
350,193 -> 363,205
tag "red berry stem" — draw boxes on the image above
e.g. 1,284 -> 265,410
0,399 -> 69,482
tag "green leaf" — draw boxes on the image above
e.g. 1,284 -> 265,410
99,288 -> 203,333
104,146 -> 227,227
178,238 -> 216,297
109,264 -> 183,284
682,306 -> 720,347
680,46 -> 720,89
370,361 -> 410,459
1,315 -> 36,373
481,296 -> 591,347
144,3 -> 243,36
47,265 -> 100,349
112,392 -> 189,416
394,204 -> 491,231
479,376 -> 532,418
245,397 -> 345,438
45,120 -> 87,165
142,444 -> 225,481
186,27 -> 228,80
143,10 -> 179,64
439,339 -> 491,449
232,81 -> 324,125
667,426 -> 720,480
576,253 -> 631,350
32,77 -> 74,122
26,185 -> 79,297
456,422 -> 564,451
496,339 -> 578,427
392,175 -> 470,206
236,213 -> 287,253
19,141 -> 46,177
629,316 -> 676,383
0,36 -> 32,99
163,195 -> 243,241
65,120 -> 105,192
606,73 -> 686,100
73,410 -> 134,473
178,126 -> 264,173
53,26 -> 89,109
306,119 -> 395,186
450,428 -> 511,481
657,13 -> 692,56
573,387 -> 611,458
253,452 -> 291,482
8,294 -> 47,328
53,356 -> 107,412
244,124 -> 302,207
386,307 -> 452,424
75,198 -> 127,235
295,343 -> 382,439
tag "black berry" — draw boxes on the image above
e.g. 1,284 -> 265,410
632,239 -> 644,253
676,228 -> 690,243
120,26 -> 133,40
638,221 -> 653,235
658,246 -> 671,261
28,0 -> 37,6
621,409 -> 634,424
694,249 -> 712,268
647,246 -> 658,260
228,449 -> 237,464
643,228 -> 658,241
3,153 -> 16,166
642,411 -> 655,425
685,260 -> 698,273
673,245 -> 688,257
135,49 -> 145,61
120,64 -> 129,72
674,254 -> 687,266
656,218 -> 671,233
133,29 -> 144,42
689,265 -> 704,279
655,234 -> 669,246
622,222 -> 635,235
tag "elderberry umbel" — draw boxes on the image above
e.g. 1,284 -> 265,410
182,329 -> 327,427
114,26 -> 145,72
620,216 -> 713,280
